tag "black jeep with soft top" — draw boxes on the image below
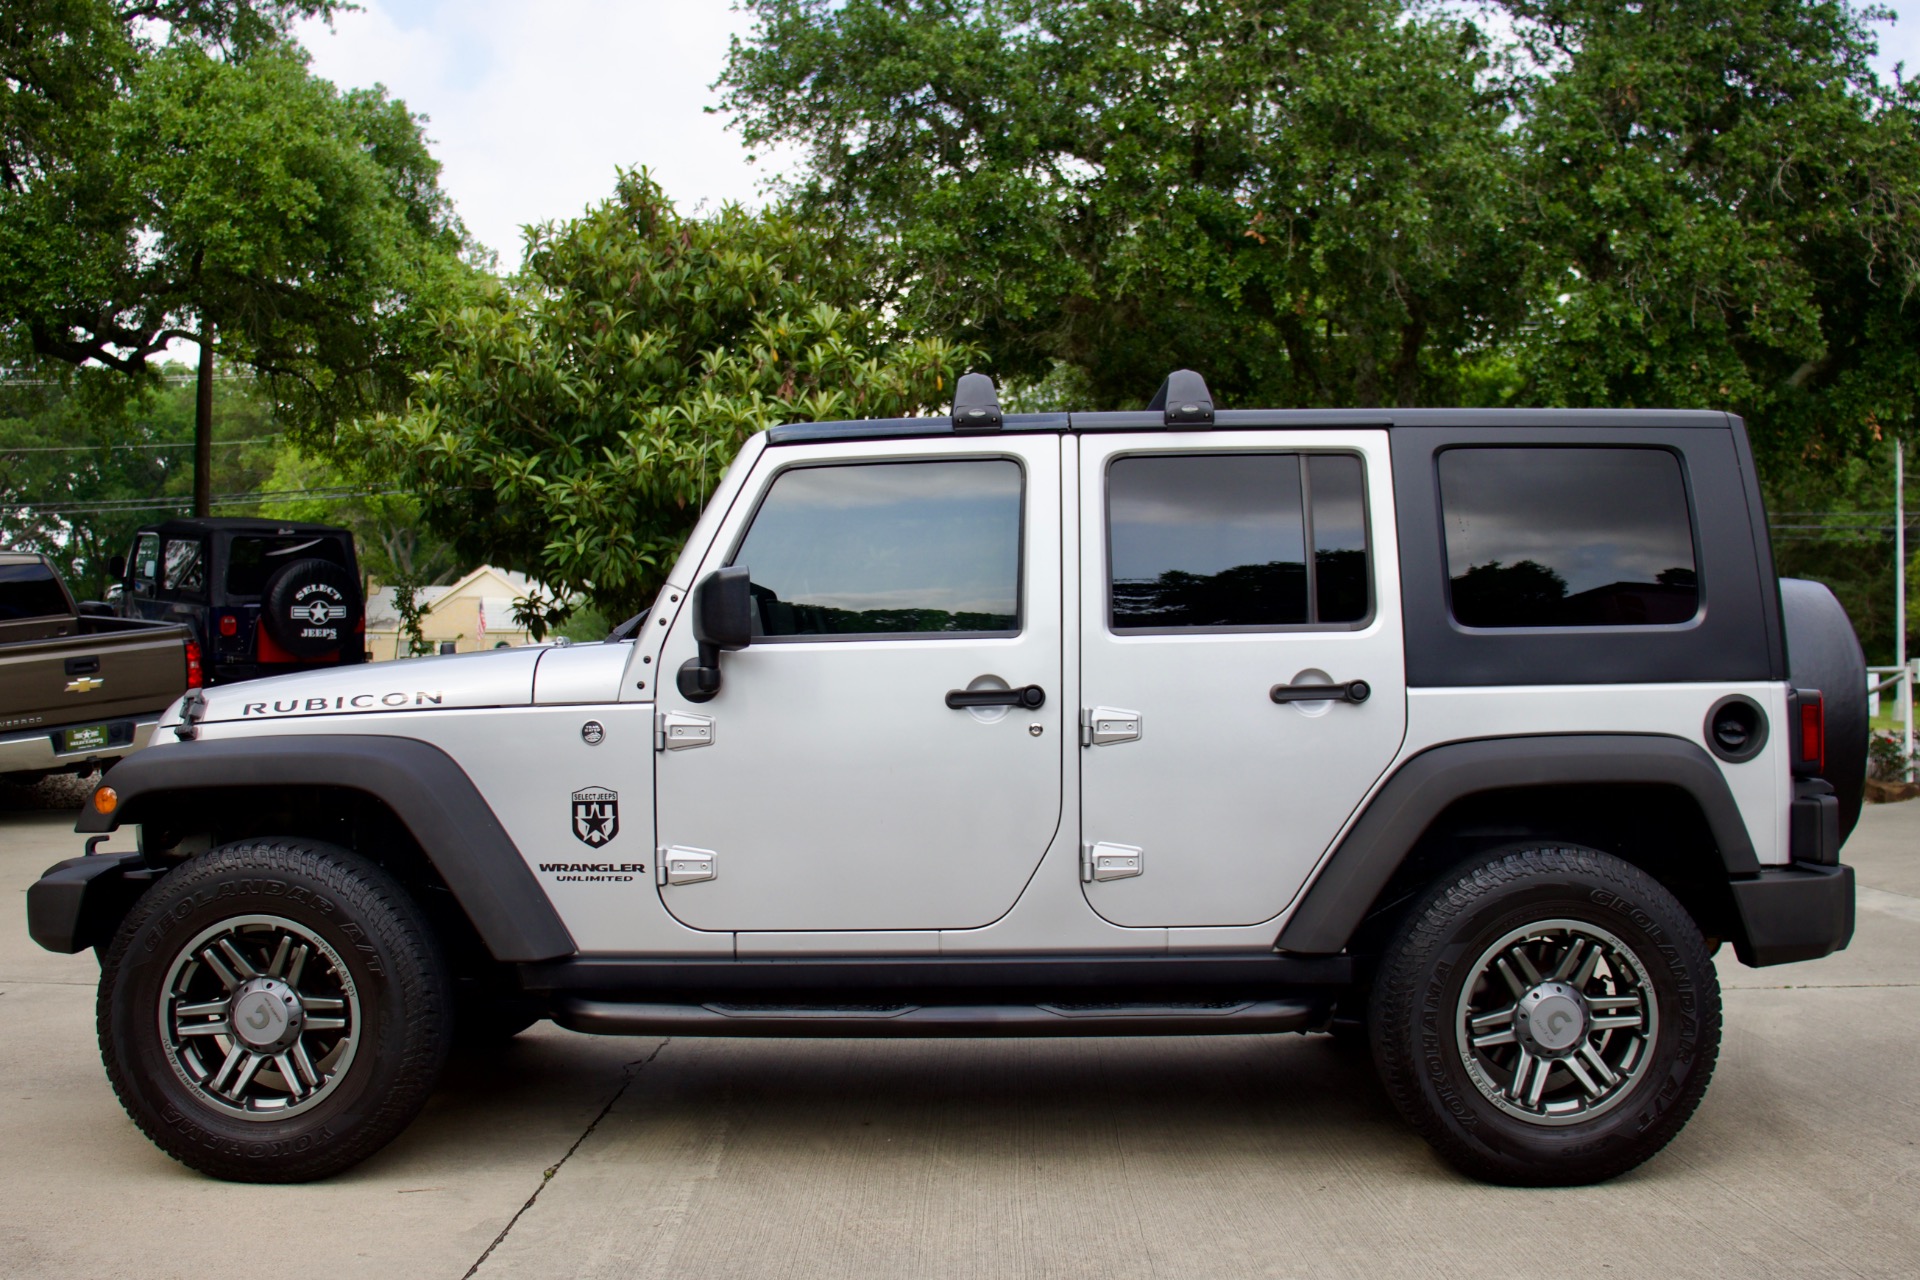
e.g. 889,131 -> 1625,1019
112,518 -> 367,686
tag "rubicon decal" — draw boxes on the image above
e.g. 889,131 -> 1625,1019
240,692 -> 444,716
572,787 -> 619,847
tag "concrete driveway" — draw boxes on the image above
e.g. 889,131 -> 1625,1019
3,791 -> 1916,1279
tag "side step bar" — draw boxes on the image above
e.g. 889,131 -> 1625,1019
553,997 -> 1322,1038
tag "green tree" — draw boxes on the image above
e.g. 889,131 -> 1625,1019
720,0 -> 1527,409
0,363 -> 279,598
3,14 -> 476,514
1508,0 -> 1920,469
358,169 -> 977,630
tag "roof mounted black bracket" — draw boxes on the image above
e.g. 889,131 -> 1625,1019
951,372 -> 1004,431
1148,369 -> 1214,427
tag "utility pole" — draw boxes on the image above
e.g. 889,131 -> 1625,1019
194,322 -> 215,518
1900,437 -> 1913,781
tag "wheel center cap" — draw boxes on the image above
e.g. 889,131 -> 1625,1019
1515,981 -> 1588,1055
230,977 -> 304,1052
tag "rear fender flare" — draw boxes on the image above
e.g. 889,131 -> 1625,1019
77,734 -> 576,962
1275,734 -> 1760,954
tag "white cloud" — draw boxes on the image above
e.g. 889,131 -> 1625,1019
294,0 -> 790,268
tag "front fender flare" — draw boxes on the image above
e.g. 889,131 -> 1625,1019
1275,734 -> 1760,954
77,735 -> 576,963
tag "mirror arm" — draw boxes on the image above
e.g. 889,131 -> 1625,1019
676,642 -> 723,702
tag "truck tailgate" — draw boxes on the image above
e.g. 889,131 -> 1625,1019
0,619 -> 191,731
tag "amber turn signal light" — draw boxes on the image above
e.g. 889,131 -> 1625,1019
92,786 -> 118,815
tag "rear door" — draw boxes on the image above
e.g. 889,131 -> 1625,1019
1077,432 -> 1407,927
653,436 -> 1065,933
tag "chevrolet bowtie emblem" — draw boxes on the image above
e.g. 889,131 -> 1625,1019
65,676 -> 105,693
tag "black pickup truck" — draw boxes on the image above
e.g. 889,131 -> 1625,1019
0,552 -> 195,784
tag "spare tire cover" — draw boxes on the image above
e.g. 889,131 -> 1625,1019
261,557 -> 362,659
1780,577 -> 1868,841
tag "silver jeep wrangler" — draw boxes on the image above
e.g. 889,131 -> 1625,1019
30,371 -> 1861,1185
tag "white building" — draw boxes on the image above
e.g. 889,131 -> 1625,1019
364,565 -> 550,661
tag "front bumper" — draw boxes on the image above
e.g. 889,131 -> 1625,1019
25,851 -> 155,954
1730,861 -> 1855,967
0,716 -> 160,777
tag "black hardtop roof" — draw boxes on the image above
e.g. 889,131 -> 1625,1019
137,517 -> 352,540
764,405 -> 1736,447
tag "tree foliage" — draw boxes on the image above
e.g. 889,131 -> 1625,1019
2,5 -> 478,513
1509,0 -> 1920,469
721,0 -> 1920,451
358,170 -> 978,629
721,0 -> 1527,410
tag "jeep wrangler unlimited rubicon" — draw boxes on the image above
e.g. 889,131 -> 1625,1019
28,371 -> 1861,1186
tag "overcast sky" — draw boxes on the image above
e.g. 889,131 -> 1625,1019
294,1 -> 1920,271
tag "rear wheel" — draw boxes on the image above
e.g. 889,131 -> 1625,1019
98,838 -> 451,1182
1370,846 -> 1721,1185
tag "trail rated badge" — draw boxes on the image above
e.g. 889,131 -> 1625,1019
571,787 -> 619,847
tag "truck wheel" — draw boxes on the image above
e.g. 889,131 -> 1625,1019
1369,846 -> 1721,1186
96,838 -> 451,1183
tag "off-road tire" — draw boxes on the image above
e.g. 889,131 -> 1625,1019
1370,846 -> 1721,1186
98,838 -> 451,1182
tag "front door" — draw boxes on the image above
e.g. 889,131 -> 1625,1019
1078,432 -> 1407,928
653,436 -> 1064,933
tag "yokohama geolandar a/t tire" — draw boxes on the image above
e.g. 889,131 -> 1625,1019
97,839 -> 452,1182
1370,847 -> 1722,1186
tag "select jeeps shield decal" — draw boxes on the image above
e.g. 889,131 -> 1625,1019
290,581 -> 349,640
571,787 -> 619,847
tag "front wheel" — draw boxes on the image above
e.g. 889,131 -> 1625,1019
97,838 -> 452,1182
1370,846 -> 1722,1185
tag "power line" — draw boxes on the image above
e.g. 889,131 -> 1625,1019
4,441 -> 280,454
0,373 -> 247,387
3,486 -> 414,517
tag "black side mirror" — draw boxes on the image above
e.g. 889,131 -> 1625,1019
76,600 -> 114,617
677,566 -> 753,702
108,555 -> 126,579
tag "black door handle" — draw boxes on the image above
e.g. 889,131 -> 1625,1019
947,684 -> 1046,710
1270,679 -> 1371,705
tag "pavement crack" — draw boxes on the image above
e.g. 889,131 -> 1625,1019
462,1038 -> 669,1280
1728,990 -> 1920,997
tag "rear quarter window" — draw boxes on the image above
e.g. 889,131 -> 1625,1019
1438,447 -> 1699,628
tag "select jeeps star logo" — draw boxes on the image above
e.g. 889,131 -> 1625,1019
571,787 -> 619,847
290,581 -> 348,638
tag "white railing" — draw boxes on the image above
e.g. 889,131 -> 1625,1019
1868,664 -> 1917,782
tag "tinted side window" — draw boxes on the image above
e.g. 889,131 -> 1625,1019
1310,454 -> 1370,624
1107,452 -> 1371,630
163,538 -> 206,596
1439,447 -> 1698,628
0,563 -> 71,620
732,459 -> 1022,637
132,534 -> 159,587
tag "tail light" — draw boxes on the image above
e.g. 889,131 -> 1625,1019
217,613 -> 238,637
185,638 -> 204,689
1794,689 -> 1825,776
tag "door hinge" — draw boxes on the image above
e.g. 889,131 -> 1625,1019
1082,841 -> 1144,882
1080,706 -> 1142,747
655,709 -> 715,751
657,846 -> 717,885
